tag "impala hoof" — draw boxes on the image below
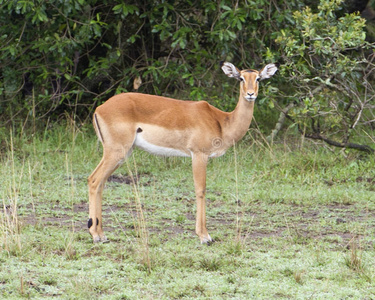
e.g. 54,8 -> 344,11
93,236 -> 101,243
101,235 -> 109,243
205,239 -> 215,246
92,235 -> 109,243
200,234 -> 213,245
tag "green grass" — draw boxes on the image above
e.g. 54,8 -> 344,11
1,123 -> 375,299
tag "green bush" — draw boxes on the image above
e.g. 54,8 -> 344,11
0,0 -> 373,153
0,0 -> 299,123
274,0 -> 375,152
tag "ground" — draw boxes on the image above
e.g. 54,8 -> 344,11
1,127 -> 374,299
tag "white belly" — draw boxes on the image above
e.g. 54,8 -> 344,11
134,134 -> 189,157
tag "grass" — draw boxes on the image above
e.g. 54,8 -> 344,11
0,122 -> 375,299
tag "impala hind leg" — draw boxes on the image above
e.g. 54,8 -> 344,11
192,153 -> 212,244
88,146 -> 130,243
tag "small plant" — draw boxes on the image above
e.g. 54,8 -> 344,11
178,255 -> 195,269
344,236 -> 364,272
281,267 -> 294,277
175,214 -> 186,224
19,273 -> 24,296
126,159 -> 152,273
1,133 -> 23,257
0,203 -> 22,256
226,240 -> 243,256
40,275 -> 58,286
313,244 -> 327,267
282,267 -> 305,285
199,256 -> 221,271
64,231 -> 78,260
293,270 -> 305,285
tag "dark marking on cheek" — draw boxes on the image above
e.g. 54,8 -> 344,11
96,218 -> 99,226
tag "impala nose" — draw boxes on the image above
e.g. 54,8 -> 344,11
245,92 -> 257,101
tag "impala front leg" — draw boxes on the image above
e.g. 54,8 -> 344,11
192,153 -> 212,244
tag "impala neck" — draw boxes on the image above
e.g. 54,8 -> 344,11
225,94 -> 255,145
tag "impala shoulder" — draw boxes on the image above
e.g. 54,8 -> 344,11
193,100 -> 214,110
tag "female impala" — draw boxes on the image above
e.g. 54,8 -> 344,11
88,61 -> 279,243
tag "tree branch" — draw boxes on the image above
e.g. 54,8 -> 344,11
266,102 -> 295,143
267,80 -> 332,142
304,132 -> 374,154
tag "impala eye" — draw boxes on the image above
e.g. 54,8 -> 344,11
256,77 -> 261,82
239,76 -> 245,82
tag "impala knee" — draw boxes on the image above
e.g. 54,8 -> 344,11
196,188 -> 206,198
88,176 -> 103,191
88,175 -> 97,187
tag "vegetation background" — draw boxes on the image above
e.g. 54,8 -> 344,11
1,0 -> 375,150
1,0 -> 375,298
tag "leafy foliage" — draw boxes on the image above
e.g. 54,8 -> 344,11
0,0 -> 374,152
0,0 -> 301,122
274,0 -> 375,151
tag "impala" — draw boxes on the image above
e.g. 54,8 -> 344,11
88,61 -> 279,243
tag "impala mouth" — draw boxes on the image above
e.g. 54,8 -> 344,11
244,95 -> 257,101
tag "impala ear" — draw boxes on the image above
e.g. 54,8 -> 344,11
220,61 -> 241,81
259,63 -> 279,81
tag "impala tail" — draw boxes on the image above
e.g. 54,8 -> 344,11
93,113 -> 104,144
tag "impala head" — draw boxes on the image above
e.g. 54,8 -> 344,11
221,61 -> 279,101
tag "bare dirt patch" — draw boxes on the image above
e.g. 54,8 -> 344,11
107,172 -> 153,186
8,196 -> 375,249
108,174 -> 138,185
